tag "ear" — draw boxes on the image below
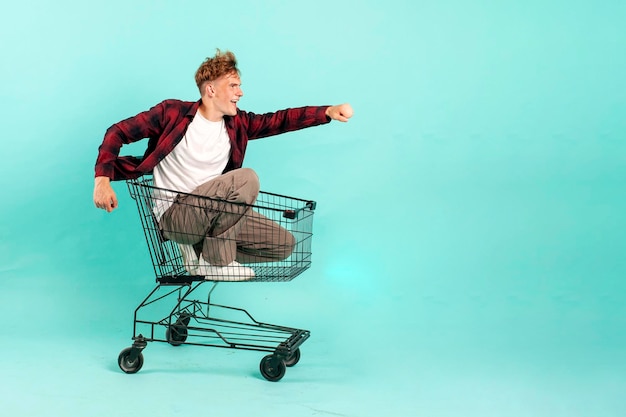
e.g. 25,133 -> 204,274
207,83 -> 215,97
202,82 -> 213,98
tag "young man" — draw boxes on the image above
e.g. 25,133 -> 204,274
94,49 -> 353,280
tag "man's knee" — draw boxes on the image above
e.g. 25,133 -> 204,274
279,230 -> 296,260
237,168 -> 259,191
230,168 -> 259,205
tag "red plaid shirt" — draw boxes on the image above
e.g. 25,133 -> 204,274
95,99 -> 331,180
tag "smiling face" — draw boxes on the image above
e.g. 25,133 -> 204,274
211,72 -> 243,117
199,71 -> 244,121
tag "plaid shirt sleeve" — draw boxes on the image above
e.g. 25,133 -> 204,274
94,100 -> 196,180
95,103 -> 166,179
241,106 -> 331,139
223,106 -> 331,172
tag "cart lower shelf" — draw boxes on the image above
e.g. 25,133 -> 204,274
117,281 -> 310,381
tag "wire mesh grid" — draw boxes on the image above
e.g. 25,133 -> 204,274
126,176 -> 316,282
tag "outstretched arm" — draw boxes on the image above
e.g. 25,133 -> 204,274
325,103 -> 353,122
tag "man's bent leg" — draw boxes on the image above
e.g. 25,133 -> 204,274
235,211 -> 296,264
160,168 -> 260,266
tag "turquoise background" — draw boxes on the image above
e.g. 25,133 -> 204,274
1,0 -> 625,416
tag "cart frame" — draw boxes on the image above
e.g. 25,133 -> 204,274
117,176 -> 316,381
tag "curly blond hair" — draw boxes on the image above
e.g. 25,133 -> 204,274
195,49 -> 240,93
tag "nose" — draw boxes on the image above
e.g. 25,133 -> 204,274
237,86 -> 244,97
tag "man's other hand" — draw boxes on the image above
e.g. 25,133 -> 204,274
94,176 -> 118,212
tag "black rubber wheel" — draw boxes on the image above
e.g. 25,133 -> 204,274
284,348 -> 301,367
118,347 -> 144,374
177,312 -> 192,327
166,325 -> 188,346
259,355 -> 286,382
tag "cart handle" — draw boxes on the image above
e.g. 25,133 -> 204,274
283,201 -> 316,219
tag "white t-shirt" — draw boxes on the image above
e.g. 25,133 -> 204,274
153,112 -> 231,219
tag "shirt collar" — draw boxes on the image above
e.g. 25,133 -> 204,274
186,100 -> 202,118
187,100 -> 235,128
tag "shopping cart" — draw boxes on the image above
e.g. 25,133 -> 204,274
116,175 -> 316,381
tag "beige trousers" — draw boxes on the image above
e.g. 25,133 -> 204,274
159,168 -> 295,266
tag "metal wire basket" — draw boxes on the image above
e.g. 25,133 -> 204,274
127,176 -> 316,283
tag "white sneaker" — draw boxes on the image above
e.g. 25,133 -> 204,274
197,257 -> 256,281
178,244 -> 200,274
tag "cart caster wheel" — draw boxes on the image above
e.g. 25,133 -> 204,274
118,347 -> 144,374
284,348 -> 301,367
177,312 -> 192,326
260,355 -> 286,382
166,325 -> 188,346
